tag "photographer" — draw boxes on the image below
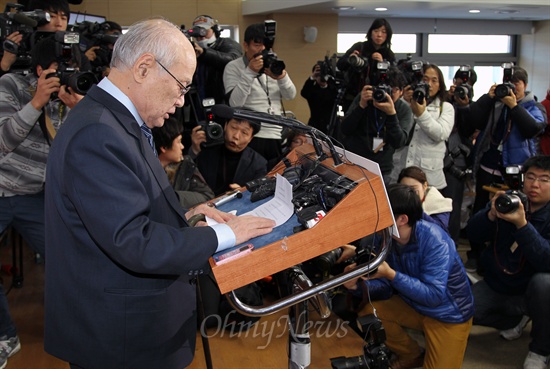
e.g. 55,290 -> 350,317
1,0 -> 92,75
340,65 -> 413,182
467,155 -> 550,369
466,66 -> 546,272
398,63 -> 454,190
336,18 -> 395,113
189,112 -> 267,196
223,22 -> 296,168
82,20 -> 122,79
300,62 -> 338,134
343,183 -> 473,369
190,15 -> 242,105
441,67 -> 478,245
0,35 -> 83,368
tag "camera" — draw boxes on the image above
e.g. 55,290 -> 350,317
372,61 -> 392,103
495,165 -> 529,214
396,57 -> 428,104
68,21 -> 120,76
257,20 -> 286,77
0,3 -> 50,71
348,53 -> 369,71
198,99 -> 224,148
443,143 -> 472,180
453,65 -> 473,100
46,31 -> 97,96
495,63 -> 516,99
180,24 -> 207,45
330,314 -> 390,369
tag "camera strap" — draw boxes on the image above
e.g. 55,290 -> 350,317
257,74 -> 274,114
30,87 -> 59,146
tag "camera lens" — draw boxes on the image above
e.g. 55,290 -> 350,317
495,194 -> 520,214
495,84 -> 511,99
454,86 -> 468,99
348,54 -> 367,69
70,72 -> 97,95
207,122 -> 224,141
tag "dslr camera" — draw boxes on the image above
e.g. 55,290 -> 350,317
180,24 -> 207,47
46,31 -> 97,96
443,143 -> 472,180
371,61 -> 392,103
348,53 -> 369,71
330,314 -> 390,369
198,99 -> 224,148
397,58 -> 428,104
257,20 -> 286,77
453,65 -> 473,100
494,62 -> 516,99
495,165 -> 529,214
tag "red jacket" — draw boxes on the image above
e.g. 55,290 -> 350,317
541,91 -> 550,155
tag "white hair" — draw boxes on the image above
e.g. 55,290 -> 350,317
110,17 -> 186,70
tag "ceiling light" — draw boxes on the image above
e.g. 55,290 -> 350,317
469,9 -> 480,13
332,6 -> 355,11
496,9 -> 519,14
375,8 -> 388,12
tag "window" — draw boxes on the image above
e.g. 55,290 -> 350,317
428,35 -> 512,54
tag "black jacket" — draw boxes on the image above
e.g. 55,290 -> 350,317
195,37 -> 242,104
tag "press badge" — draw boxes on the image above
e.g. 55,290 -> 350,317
373,137 -> 384,153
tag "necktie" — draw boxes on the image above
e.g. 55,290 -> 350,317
140,124 -> 157,156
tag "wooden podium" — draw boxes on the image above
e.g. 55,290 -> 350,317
210,144 -> 394,294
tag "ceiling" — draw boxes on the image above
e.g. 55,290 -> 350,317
242,0 -> 550,21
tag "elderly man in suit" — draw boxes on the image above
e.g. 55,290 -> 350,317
44,18 -> 274,369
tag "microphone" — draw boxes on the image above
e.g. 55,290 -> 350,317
11,13 -> 38,28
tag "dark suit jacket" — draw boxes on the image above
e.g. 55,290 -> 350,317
196,145 -> 267,195
44,85 -> 219,369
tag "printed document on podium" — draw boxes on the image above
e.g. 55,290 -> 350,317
243,174 -> 293,227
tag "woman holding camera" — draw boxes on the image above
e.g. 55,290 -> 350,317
337,18 -> 396,113
395,63 -> 454,190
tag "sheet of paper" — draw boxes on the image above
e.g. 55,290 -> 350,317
242,174 -> 294,227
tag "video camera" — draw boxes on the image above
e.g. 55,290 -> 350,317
46,31 -> 97,96
397,58 -> 429,104
371,61 -> 392,103
0,3 -> 50,71
453,65 -> 473,100
180,24 -> 207,46
257,20 -> 286,77
494,62 -> 515,99
495,165 -> 529,214
330,314 -> 390,369
68,21 -> 120,77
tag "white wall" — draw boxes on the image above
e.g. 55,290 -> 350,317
519,20 -> 550,100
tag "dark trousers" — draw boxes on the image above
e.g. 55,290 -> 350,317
442,171 -> 465,245
467,169 -> 503,260
472,274 -> 550,356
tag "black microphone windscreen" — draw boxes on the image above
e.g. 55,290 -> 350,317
12,13 -> 38,28
211,104 -> 234,120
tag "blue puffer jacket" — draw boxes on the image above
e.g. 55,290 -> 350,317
472,91 -> 546,175
359,220 -> 474,323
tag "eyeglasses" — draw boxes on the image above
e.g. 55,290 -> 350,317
155,59 -> 192,97
524,173 -> 550,184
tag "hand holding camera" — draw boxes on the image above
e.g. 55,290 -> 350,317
491,190 -> 529,229
32,68 -> 60,110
